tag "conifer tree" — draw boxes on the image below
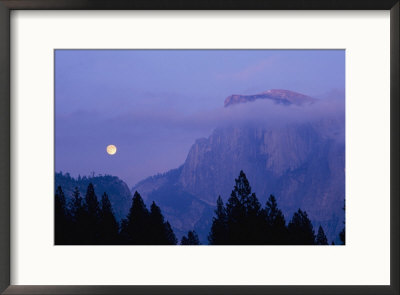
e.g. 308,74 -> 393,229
208,196 -> 228,245
70,187 -> 85,244
264,195 -> 287,244
230,170 -> 261,213
99,192 -> 119,244
225,170 -> 263,244
164,221 -> 178,245
148,201 -> 166,244
288,209 -> 316,245
180,236 -> 188,245
149,201 -> 177,245
85,183 -> 100,217
120,191 -> 150,244
181,230 -> 200,245
316,225 -> 328,245
55,186 -> 70,244
83,183 -> 101,244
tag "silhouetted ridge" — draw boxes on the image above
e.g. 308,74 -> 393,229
55,171 -> 344,245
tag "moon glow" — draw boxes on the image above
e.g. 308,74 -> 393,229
106,145 -> 117,155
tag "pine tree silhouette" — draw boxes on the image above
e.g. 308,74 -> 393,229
149,201 -> 177,245
181,236 -> 188,245
225,170 -> 264,244
83,183 -> 101,244
120,191 -> 150,244
264,195 -> 287,244
316,225 -> 328,245
55,186 -> 71,244
181,230 -> 200,245
148,201 -> 166,244
69,186 -> 85,244
208,196 -> 228,245
164,221 -> 177,245
288,209 -> 316,245
99,192 -> 119,244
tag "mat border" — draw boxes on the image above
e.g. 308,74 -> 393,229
0,1 -> 399,294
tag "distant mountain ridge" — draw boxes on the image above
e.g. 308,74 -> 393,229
55,172 -> 132,221
133,89 -> 345,244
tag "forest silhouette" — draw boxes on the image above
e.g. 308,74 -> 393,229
55,171 -> 344,245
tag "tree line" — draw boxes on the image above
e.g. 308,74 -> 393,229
55,170 -> 345,245
208,170 -> 345,245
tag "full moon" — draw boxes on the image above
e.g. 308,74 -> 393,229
106,144 -> 117,155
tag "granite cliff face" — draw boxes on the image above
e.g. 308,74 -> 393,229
133,89 -> 345,243
176,123 -> 345,237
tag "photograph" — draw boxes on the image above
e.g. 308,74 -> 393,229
54,49 -> 345,246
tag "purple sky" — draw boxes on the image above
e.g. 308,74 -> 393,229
55,50 -> 345,187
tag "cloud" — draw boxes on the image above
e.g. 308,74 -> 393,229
56,92 -> 345,186
58,92 -> 345,138
94,94 -> 346,141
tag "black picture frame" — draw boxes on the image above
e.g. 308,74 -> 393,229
0,1 -> 399,294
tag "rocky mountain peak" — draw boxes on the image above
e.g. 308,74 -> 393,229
224,89 -> 316,107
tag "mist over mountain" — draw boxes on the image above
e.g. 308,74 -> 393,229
133,89 -> 345,244
56,89 -> 345,244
